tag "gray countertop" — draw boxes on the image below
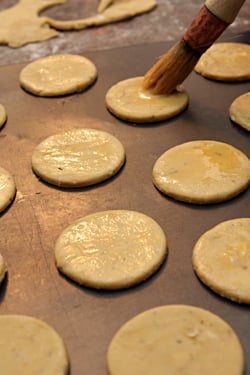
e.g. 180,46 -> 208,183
0,0 -> 249,66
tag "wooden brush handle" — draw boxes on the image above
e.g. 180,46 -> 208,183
183,0 -> 246,54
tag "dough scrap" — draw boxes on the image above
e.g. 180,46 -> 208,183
55,210 -> 167,289
229,92 -> 250,132
152,140 -> 250,204
0,0 -> 64,48
98,0 -> 114,13
20,54 -> 97,97
0,254 -> 6,285
192,218 -> 250,304
107,304 -> 244,375
0,104 -> 7,129
195,43 -> 250,81
0,0 -> 157,48
32,128 -> 125,188
0,314 -> 69,375
46,0 -> 157,30
0,166 -> 16,213
106,77 -> 188,123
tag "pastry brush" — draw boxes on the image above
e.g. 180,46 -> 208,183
142,0 -> 246,95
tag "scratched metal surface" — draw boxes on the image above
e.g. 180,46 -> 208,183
0,35 -> 250,375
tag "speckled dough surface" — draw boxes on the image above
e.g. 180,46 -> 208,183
0,254 -> 6,284
0,103 -> 7,129
0,166 -> 16,212
192,218 -> 250,304
20,54 -> 97,96
55,210 -> 167,289
195,43 -> 250,81
0,315 -> 69,375
230,92 -> 250,132
105,77 -> 188,123
107,305 -> 244,375
32,128 -> 125,187
152,140 -> 250,204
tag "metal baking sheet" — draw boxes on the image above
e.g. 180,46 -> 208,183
0,37 -> 249,375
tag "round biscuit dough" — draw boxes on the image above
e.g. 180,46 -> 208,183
0,103 -> 7,129
0,166 -> 16,212
230,92 -> 250,132
192,218 -> 250,304
55,210 -> 167,289
105,76 -> 188,123
19,54 -> 97,96
32,128 -> 125,188
152,140 -> 250,204
107,304 -> 244,375
0,253 -> 6,284
0,315 -> 69,375
195,43 -> 250,81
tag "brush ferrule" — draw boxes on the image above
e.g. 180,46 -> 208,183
183,5 -> 228,54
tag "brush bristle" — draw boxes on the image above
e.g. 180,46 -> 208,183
142,40 -> 200,95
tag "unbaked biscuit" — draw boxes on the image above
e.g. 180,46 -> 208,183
152,140 -> 250,204
105,77 -> 188,123
195,43 -> 250,81
192,218 -> 250,304
55,210 -> 167,289
0,314 -> 69,375
107,304 -> 244,375
32,128 -> 125,188
229,92 -> 250,132
0,166 -> 16,212
0,254 -> 6,284
0,103 -> 7,129
20,54 -> 97,96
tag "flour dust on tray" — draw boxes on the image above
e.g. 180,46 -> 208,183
107,304 -> 244,375
0,315 -> 69,375
152,140 -> 250,204
32,128 -> 125,188
105,77 -> 188,123
192,218 -> 250,304
20,54 -> 97,97
55,210 -> 167,289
